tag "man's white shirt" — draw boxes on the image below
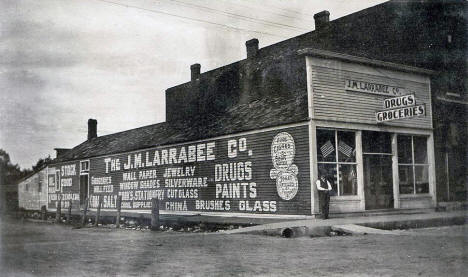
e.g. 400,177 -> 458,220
316,179 -> 332,191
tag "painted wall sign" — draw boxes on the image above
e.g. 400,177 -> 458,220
383,94 -> 415,109
345,79 -> 407,96
376,104 -> 426,123
84,126 -> 310,215
47,163 -> 80,209
269,132 -> 299,201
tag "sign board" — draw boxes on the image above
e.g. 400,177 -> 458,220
383,94 -> 415,109
345,79 -> 407,96
87,126 -> 311,215
376,104 -> 426,123
47,163 -> 80,209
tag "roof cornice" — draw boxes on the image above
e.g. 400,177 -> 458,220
298,48 -> 435,76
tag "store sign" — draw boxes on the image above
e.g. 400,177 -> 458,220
345,79 -> 407,96
383,94 -> 415,109
376,104 -> 426,122
47,164 -> 80,209
87,126 -> 310,215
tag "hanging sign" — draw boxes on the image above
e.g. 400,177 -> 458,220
345,79 -> 407,96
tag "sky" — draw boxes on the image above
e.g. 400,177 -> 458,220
0,0 -> 387,169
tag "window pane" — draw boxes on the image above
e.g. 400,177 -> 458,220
415,165 -> 429,193
399,165 -> 414,194
339,164 -> 357,195
317,129 -> 336,162
338,131 -> 356,162
363,131 -> 392,153
318,163 -> 338,193
413,136 -> 428,164
398,135 -> 412,164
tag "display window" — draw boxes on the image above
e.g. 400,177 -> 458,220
317,129 -> 357,196
398,135 -> 429,194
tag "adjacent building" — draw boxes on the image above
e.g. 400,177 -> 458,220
17,167 -> 48,211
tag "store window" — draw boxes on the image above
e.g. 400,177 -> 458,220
317,129 -> 357,196
398,135 -> 429,194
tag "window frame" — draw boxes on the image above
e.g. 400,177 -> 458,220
55,169 -> 61,192
398,135 -> 429,195
317,128 -> 358,196
80,160 -> 90,175
79,160 -> 90,207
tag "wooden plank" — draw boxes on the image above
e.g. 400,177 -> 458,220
55,194 -> 62,223
151,198 -> 160,231
331,224 -> 400,235
115,195 -> 122,228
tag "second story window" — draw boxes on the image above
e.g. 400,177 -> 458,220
80,160 -> 89,174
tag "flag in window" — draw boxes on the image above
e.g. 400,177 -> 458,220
338,140 -> 353,157
320,140 -> 334,158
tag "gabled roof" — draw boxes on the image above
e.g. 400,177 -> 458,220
53,93 -> 307,163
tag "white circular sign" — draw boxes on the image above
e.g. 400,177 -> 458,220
276,172 -> 298,201
271,132 -> 295,171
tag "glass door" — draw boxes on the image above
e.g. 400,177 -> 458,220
362,131 -> 394,210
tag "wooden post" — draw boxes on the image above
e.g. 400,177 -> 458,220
115,195 -> 122,228
151,198 -> 160,231
41,205 -> 47,220
81,197 -> 89,226
55,194 -> 62,223
94,195 -> 102,227
66,200 -> 72,224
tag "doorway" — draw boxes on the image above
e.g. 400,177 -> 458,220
364,155 -> 393,209
79,175 -> 89,206
362,131 -> 394,210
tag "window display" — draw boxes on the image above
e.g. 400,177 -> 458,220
317,129 -> 357,196
398,135 -> 429,194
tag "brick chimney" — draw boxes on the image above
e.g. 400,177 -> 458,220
314,10 -> 330,31
191,63 -> 201,82
87,119 -> 97,140
246,38 -> 259,58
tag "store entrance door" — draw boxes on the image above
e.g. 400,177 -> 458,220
364,154 -> 393,210
362,131 -> 394,210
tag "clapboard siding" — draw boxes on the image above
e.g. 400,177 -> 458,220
18,168 -> 48,210
85,125 -> 311,216
311,63 -> 432,129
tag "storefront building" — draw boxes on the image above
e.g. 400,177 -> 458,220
45,49 -> 435,219
303,50 -> 435,214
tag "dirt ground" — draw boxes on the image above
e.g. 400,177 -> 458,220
0,218 -> 466,277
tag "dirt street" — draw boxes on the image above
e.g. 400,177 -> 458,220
0,218 -> 466,276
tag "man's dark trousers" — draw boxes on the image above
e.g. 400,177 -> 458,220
319,190 -> 330,219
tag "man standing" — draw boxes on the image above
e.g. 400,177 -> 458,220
316,172 -> 332,219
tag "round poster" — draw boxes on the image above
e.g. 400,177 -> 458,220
271,132 -> 295,171
276,172 -> 299,201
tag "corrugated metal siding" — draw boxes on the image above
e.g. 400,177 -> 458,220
87,125 -> 311,215
312,65 -> 432,128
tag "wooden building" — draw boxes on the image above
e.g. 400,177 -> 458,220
23,0 -> 464,219
45,49 -> 435,218
17,167 -> 48,211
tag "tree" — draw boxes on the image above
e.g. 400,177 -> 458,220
0,149 -> 33,212
32,155 -> 52,172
